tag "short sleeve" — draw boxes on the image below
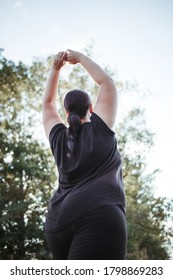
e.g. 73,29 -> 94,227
49,123 -> 66,154
91,113 -> 115,137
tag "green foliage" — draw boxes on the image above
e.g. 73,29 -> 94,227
116,109 -> 173,259
0,57 -> 56,259
0,49 -> 172,259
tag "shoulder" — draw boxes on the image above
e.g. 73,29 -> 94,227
49,123 -> 67,151
90,112 -> 115,137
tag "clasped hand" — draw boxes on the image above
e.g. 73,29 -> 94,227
52,49 -> 81,70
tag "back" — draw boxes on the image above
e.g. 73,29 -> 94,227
46,113 -> 125,231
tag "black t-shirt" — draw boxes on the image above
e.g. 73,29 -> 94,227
45,113 -> 126,232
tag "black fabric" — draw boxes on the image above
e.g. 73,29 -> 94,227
46,205 -> 127,260
45,112 -> 126,232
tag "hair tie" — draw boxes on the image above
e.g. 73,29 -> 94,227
69,111 -> 82,117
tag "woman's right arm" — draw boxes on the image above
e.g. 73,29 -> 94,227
66,49 -> 117,129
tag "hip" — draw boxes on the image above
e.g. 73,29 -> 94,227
45,203 -> 126,233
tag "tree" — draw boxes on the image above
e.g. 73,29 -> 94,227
0,57 -> 56,259
116,109 -> 173,259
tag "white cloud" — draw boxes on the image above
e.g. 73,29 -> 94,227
13,0 -> 29,19
14,0 -> 22,8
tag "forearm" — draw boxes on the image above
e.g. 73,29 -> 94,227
79,54 -> 112,85
43,68 -> 60,104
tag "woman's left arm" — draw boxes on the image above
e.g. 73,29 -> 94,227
42,52 -> 66,139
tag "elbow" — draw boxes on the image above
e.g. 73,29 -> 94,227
100,77 -> 116,92
100,76 -> 115,86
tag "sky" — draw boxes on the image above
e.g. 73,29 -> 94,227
0,0 -> 173,199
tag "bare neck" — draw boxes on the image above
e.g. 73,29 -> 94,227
81,111 -> 91,124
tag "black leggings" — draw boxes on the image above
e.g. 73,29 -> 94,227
46,205 -> 127,260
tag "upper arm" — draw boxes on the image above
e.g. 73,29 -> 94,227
93,78 -> 117,129
42,103 -> 63,139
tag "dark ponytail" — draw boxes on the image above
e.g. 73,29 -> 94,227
66,113 -> 81,159
64,89 -> 91,160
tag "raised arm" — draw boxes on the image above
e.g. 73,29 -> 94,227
66,49 -> 117,129
42,51 -> 66,139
